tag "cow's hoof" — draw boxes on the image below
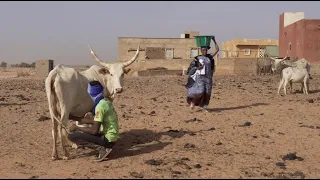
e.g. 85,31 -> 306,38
51,156 -> 58,161
62,156 -> 69,160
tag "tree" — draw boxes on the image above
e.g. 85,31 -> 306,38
0,62 -> 7,68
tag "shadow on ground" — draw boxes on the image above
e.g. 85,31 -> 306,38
72,128 -> 197,160
207,103 -> 269,112
110,128 -> 197,159
308,89 -> 320,94
0,102 -> 29,107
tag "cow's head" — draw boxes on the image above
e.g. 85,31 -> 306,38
270,50 -> 288,73
88,44 -> 140,97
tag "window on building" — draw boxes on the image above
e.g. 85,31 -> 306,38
190,48 -> 199,58
165,48 -> 174,59
289,43 -> 292,50
244,49 -> 251,56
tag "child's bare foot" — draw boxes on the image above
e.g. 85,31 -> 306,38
202,106 -> 209,112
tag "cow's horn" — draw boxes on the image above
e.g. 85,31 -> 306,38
270,50 -> 288,61
88,44 -> 108,67
282,50 -> 288,60
123,45 -> 140,67
270,57 -> 277,61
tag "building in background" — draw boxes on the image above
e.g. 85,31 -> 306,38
279,12 -> 320,63
117,31 -> 211,62
220,38 -> 279,58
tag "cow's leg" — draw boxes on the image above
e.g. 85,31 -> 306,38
62,124 -> 76,148
54,82 -> 71,160
277,78 -> 284,95
60,109 -> 79,155
304,78 -> 309,95
283,79 -> 288,95
51,115 -> 58,160
59,108 -> 71,160
62,119 -> 77,149
289,81 -> 293,94
301,83 -> 305,94
307,78 -> 310,93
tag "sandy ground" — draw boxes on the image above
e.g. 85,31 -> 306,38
0,74 -> 319,179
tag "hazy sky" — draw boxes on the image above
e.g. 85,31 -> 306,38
1,1 -> 320,65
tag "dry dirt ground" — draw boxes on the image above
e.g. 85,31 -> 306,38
0,74 -> 320,179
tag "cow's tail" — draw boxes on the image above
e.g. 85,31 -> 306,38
45,65 -> 70,133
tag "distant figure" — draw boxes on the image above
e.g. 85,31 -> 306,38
68,81 -> 119,162
185,36 -> 219,112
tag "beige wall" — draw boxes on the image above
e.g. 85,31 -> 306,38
125,57 -> 257,76
215,58 -> 257,76
125,57 -> 320,76
221,38 -> 279,58
214,58 -> 236,76
184,31 -> 199,38
118,37 -> 199,62
126,59 -> 192,75
35,60 -> 54,77
237,45 -> 259,58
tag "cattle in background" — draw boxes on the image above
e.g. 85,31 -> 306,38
270,56 -> 312,79
256,57 -> 273,75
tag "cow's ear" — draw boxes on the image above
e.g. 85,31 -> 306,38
98,68 -> 110,75
124,68 -> 131,74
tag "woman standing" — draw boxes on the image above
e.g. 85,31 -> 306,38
185,36 -> 219,112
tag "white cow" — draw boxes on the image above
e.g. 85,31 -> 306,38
270,55 -> 311,78
282,58 -> 311,74
277,60 -> 310,95
45,45 -> 140,160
